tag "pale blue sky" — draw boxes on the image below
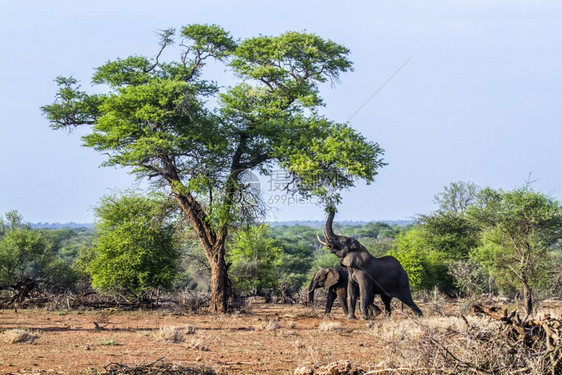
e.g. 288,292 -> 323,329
1,0 -> 561,223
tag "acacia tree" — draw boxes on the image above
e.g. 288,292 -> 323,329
433,181 -> 480,214
42,25 -> 385,312
467,187 -> 562,315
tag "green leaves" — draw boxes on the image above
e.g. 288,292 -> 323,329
231,31 -> 352,85
467,188 -> 562,248
181,24 -> 237,60
0,211 -> 75,292
390,225 -> 452,290
466,188 -> 562,297
92,56 -> 154,87
41,77 -> 102,129
227,225 -> 283,294
0,226 -> 47,286
88,192 -> 180,294
273,118 -> 385,206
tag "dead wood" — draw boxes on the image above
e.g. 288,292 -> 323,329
103,358 -> 217,374
472,303 -> 562,374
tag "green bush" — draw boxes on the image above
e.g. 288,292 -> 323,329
0,211 -> 77,294
228,225 -> 283,295
87,193 -> 180,297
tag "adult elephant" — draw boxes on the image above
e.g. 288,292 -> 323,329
317,209 -> 422,319
308,267 -> 381,317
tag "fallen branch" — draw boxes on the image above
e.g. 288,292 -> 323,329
472,303 -> 562,374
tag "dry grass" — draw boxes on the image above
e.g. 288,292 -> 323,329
362,312 -> 561,374
299,311 -> 562,374
318,321 -> 343,332
188,339 -> 210,351
265,320 -> 281,331
293,340 -> 305,349
1,329 -> 40,344
294,360 -> 361,375
535,301 -> 562,319
155,326 -> 196,343
3,301 -> 562,374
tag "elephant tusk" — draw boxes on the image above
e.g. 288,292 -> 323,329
317,234 -> 328,247
323,228 -> 332,244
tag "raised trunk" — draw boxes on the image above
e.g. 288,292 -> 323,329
324,209 -> 338,245
323,209 -> 346,254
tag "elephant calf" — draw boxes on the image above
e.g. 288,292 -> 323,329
308,267 -> 381,317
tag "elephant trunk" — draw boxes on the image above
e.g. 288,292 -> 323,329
323,208 -> 342,250
308,278 -> 317,304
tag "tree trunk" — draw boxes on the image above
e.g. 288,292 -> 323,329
522,280 -> 533,317
171,188 -> 231,313
208,247 -> 229,313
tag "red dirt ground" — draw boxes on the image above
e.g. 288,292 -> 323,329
0,302 -> 427,374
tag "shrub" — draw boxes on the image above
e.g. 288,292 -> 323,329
156,326 -> 196,343
318,321 -> 343,332
88,192 -> 180,297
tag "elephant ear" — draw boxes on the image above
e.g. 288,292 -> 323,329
341,253 -> 363,270
324,268 -> 340,289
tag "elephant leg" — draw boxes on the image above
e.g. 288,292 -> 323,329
346,279 -> 358,319
381,295 -> 392,317
359,283 -> 374,320
325,289 -> 336,314
336,287 -> 348,316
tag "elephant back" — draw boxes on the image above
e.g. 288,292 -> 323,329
367,255 -> 406,281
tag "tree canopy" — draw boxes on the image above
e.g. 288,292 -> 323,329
467,187 -> 562,315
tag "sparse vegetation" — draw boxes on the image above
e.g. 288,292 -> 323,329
1,301 -> 562,373
318,321 -> 343,332
265,319 -> 281,331
0,329 -> 40,344
156,326 -> 196,343
188,339 -> 210,352
100,338 -> 117,346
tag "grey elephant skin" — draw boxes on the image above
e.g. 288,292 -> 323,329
318,209 -> 423,319
308,267 -> 353,316
308,267 -> 382,317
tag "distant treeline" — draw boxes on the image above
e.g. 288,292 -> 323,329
30,220 -> 413,230
30,222 -> 94,230
268,219 -> 415,228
